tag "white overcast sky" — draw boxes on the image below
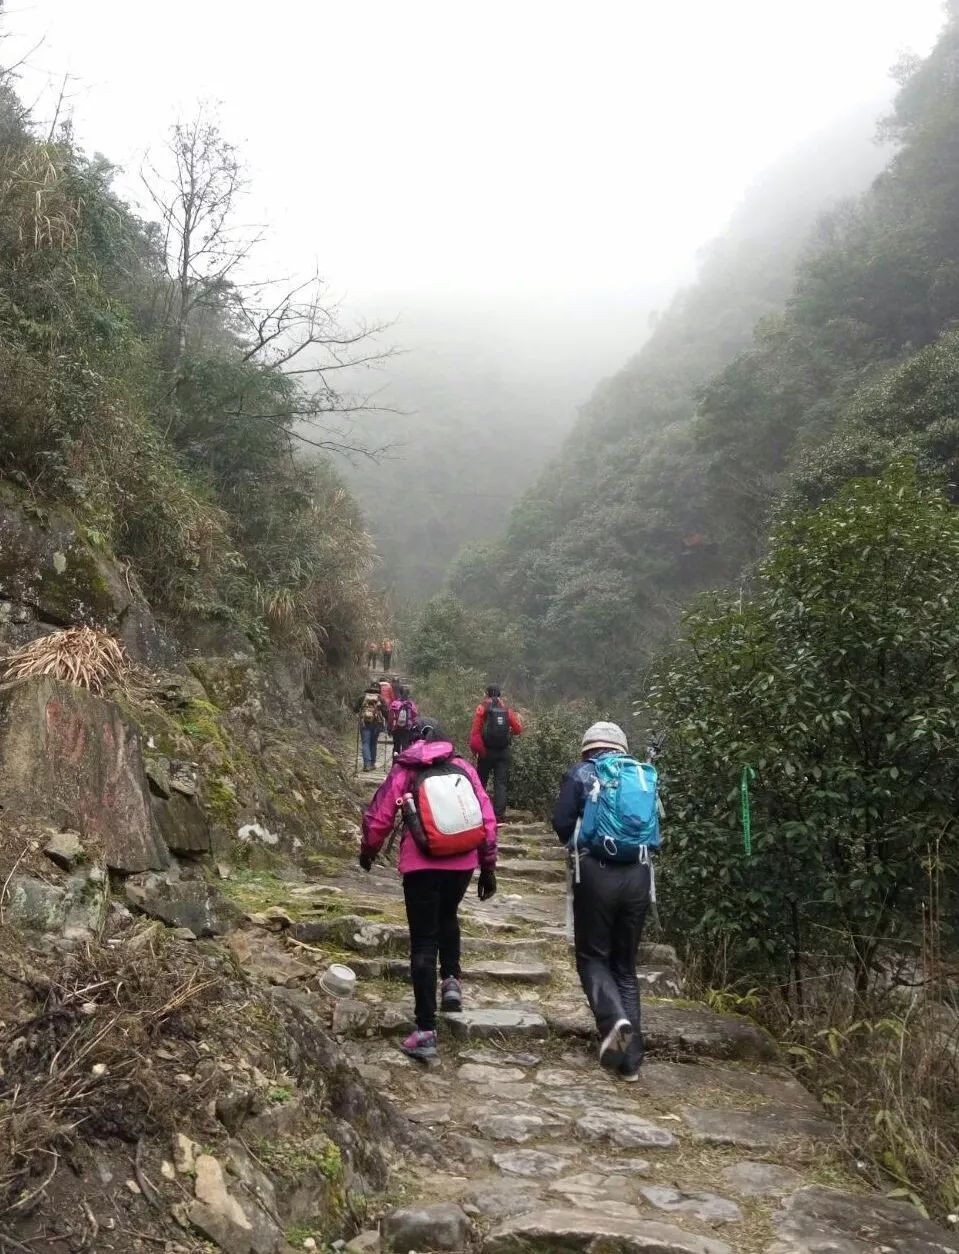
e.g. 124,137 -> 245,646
2,0 -> 946,315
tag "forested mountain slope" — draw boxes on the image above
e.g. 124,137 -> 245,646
344,293 -> 663,600
451,25 -> 959,699
0,71 -> 377,675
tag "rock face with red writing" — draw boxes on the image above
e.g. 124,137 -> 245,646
0,676 -> 169,872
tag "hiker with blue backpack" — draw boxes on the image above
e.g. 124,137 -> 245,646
552,721 -> 660,1081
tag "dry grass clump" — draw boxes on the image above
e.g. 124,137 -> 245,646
0,925 -> 217,1214
781,996 -> 959,1220
1,628 -> 128,695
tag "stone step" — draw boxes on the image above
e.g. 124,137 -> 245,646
498,842 -> 566,861
497,859 -> 567,883
348,957 -> 552,985
460,936 -> 547,958
292,914 -> 408,955
483,1210 -> 733,1254
638,967 -> 683,997
637,942 -> 682,972
332,999 -> 549,1041
545,1000 -> 777,1063
444,1007 -> 549,1040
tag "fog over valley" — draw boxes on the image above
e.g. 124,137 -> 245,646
5,3 -> 945,601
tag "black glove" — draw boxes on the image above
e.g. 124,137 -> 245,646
359,850 -> 374,872
477,868 -> 497,901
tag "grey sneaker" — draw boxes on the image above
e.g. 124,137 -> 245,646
440,976 -> 462,1013
598,1018 -> 634,1070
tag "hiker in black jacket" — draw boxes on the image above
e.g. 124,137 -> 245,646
470,685 -> 523,820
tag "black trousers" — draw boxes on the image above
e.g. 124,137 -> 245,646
403,870 -> 472,1031
392,730 -> 413,758
572,854 -> 651,1069
478,751 -> 509,820
383,651 -> 393,668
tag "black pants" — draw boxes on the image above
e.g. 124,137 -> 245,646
392,730 -> 413,758
478,751 -> 509,820
383,651 -> 392,669
572,854 -> 651,1069
403,870 -> 472,1031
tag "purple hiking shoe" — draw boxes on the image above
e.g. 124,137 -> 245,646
400,1029 -> 438,1061
440,976 -> 462,1013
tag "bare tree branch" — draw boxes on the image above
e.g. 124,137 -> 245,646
138,104 -> 400,459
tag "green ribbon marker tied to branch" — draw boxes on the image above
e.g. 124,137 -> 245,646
741,766 -> 756,856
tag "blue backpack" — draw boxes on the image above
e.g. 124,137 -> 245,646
578,753 -> 661,862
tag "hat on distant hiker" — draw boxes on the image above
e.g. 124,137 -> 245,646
581,721 -> 628,755
414,717 -> 448,743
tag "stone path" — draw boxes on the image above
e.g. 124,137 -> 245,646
251,760 -> 959,1253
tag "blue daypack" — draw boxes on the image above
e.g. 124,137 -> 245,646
578,753 -> 661,862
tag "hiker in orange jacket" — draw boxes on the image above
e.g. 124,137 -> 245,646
469,685 -> 523,820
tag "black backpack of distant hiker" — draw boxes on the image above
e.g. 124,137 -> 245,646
482,698 -> 511,752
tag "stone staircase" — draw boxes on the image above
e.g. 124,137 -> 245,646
241,794 -> 959,1253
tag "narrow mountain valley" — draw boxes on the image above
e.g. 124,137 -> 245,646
0,0 -> 958,1249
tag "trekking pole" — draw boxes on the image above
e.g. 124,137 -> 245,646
354,723 -> 361,777
645,734 -> 665,931
385,805 -> 402,861
565,816 -> 582,945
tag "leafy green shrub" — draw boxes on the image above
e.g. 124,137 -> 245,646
411,667 -> 485,752
406,594 -> 524,684
650,462 -> 959,1000
509,702 -> 600,818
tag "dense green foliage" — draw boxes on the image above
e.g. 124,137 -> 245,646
0,74 -> 374,669
652,465 -> 959,996
452,16 -> 959,700
405,594 -> 525,687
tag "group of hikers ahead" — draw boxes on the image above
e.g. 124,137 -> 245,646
355,674 -> 419,770
358,681 -> 659,1079
366,637 -> 394,670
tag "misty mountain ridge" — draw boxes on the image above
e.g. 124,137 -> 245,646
445,48 -> 959,697
349,98 -> 891,604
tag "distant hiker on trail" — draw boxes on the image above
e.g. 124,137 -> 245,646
470,684 -> 523,821
378,676 -> 395,706
382,638 -> 393,669
552,721 -> 660,1082
359,718 -> 498,1061
366,640 -> 379,669
355,682 -> 388,772
388,685 -> 418,759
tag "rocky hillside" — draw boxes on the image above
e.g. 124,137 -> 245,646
1,489 -> 956,1250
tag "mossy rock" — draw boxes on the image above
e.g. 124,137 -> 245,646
189,656 -> 258,709
0,479 -> 171,663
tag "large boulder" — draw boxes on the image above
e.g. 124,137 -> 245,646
125,874 -> 241,937
0,481 -> 171,664
151,791 -> 211,855
382,1203 -> 473,1253
769,1185 -> 959,1253
0,677 -> 169,872
6,865 -> 108,942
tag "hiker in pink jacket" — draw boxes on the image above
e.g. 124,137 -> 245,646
360,719 -> 498,1060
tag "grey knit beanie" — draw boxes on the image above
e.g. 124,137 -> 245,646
581,721 -> 628,755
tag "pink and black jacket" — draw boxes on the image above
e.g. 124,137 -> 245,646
360,740 -> 498,875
